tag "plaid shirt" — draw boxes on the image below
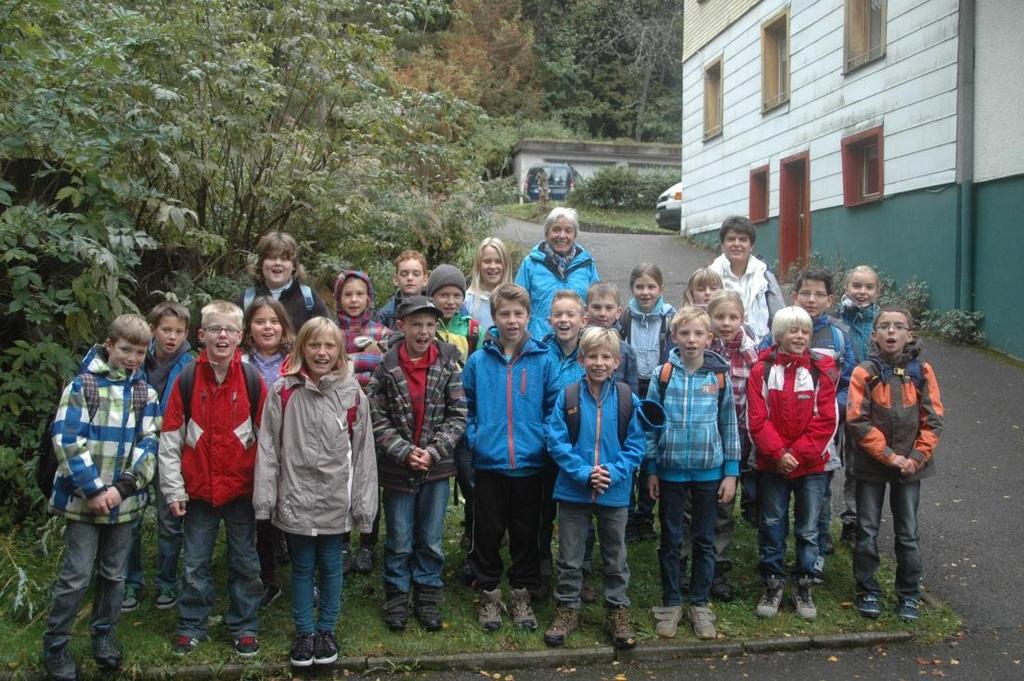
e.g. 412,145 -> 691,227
711,323 -> 759,428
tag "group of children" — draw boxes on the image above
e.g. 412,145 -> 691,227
40,218 -> 944,678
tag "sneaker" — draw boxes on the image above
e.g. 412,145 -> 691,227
478,588 -> 504,632
42,644 -> 78,681
313,630 -> 339,665
606,606 -> 637,650
841,522 -> 857,546
811,555 -> 826,585
509,587 -> 538,631
91,630 -> 122,671
898,597 -> 920,622
580,571 -> 597,604
172,634 -> 200,655
710,574 -> 735,602
689,605 -> 717,640
289,633 -> 315,667
234,635 -> 260,657
352,545 -> 374,574
543,605 -> 579,648
260,583 -> 281,608
120,585 -> 139,613
652,605 -> 683,638
155,587 -> 177,610
755,575 -> 785,618
382,590 -> 409,632
413,588 -> 444,632
856,593 -> 882,619
793,576 -> 817,620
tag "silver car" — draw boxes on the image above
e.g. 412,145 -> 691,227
655,182 -> 683,230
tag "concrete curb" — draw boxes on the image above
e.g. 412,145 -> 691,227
7,631 -> 915,680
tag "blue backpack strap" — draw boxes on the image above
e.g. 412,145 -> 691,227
242,287 -> 256,311
299,284 -> 315,312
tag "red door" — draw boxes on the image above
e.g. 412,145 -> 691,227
779,151 -> 810,278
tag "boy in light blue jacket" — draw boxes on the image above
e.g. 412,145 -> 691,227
543,327 -> 645,650
462,284 -> 559,633
644,307 -> 740,641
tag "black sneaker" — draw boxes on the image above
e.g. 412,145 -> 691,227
172,634 -> 200,655
91,630 -> 122,671
234,635 -> 260,658
260,583 -> 281,608
352,545 -> 374,574
43,644 -> 78,681
898,597 -> 920,622
313,630 -> 339,665
155,587 -> 177,610
382,590 -> 409,631
856,593 -> 882,619
289,633 -> 315,667
710,574 -> 735,602
413,588 -> 444,632
120,585 -> 139,613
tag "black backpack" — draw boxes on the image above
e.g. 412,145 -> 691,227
174,361 -> 263,426
564,380 -> 634,447
35,374 -> 150,498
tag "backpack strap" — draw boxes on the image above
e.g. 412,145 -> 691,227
657,362 -> 674,403
240,361 -> 263,425
79,373 -> 101,419
178,361 -> 196,425
347,391 -> 359,439
614,381 -> 632,447
619,308 -> 632,342
242,287 -> 256,312
467,319 -> 480,356
299,284 -> 315,312
564,382 -> 582,445
830,325 -> 846,372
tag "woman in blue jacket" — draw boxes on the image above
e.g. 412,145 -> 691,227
515,207 -> 600,339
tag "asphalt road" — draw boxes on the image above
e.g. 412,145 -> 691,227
459,217 -> 1024,681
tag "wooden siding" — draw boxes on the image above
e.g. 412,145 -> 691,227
683,0 -> 761,61
680,0 -> 959,234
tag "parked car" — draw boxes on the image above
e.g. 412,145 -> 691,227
655,181 -> 683,230
522,163 -> 580,202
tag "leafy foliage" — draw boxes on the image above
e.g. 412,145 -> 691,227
921,309 -> 986,345
568,166 -> 676,210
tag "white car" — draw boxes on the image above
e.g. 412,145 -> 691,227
655,182 -> 683,230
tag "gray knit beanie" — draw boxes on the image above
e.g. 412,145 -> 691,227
426,264 -> 467,297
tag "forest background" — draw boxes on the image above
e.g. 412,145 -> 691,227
0,0 -> 683,532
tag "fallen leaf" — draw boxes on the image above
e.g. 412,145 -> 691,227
505,676 -> 514,681
840,601 -> 853,608
949,658 -> 959,665
614,675 -> 627,681
827,655 -> 839,662
915,657 -> 934,665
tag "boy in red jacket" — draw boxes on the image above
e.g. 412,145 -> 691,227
159,301 -> 267,657
747,306 -> 837,621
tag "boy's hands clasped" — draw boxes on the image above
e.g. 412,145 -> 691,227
405,447 -> 433,472
589,465 -> 611,493
889,454 -> 919,477
86,487 -> 123,515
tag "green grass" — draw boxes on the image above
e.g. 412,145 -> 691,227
1,500 -> 960,676
493,202 -> 669,235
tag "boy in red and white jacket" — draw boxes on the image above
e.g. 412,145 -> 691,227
159,301 -> 267,658
746,306 -> 837,622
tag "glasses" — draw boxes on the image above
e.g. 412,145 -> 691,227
797,290 -> 829,300
204,325 -> 241,336
876,322 -> 910,332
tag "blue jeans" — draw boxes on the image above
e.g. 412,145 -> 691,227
126,477 -> 183,592
556,503 -> 630,609
43,521 -> 132,652
757,472 -> 826,578
657,479 -> 720,606
286,532 -> 344,634
176,498 -> 261,639
383,479 -> 450,593
854,479 -> 922,600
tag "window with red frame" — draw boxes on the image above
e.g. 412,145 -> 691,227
841,126 -> 884,206
749,165 -> 769,222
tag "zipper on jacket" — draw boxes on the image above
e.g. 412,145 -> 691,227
592,391 -> 603,503
506,359 -> 517,469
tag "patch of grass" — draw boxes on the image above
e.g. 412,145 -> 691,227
3,499 -> 960,676
493,203 -> 668,235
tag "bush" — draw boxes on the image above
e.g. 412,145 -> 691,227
879,275 -> 930,322
921,309 -> 985,345
568,166 -> 677,211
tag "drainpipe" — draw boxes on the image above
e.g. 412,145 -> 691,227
955,0 -> 976,311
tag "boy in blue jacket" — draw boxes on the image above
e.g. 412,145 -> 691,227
543,327 -> 645,650
644,307 -> 741,641
462,284 -> 558,633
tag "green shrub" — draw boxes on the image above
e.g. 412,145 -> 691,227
921,309 -> 985,345
568,166 -> 677,210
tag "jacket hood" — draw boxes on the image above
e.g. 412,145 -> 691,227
628,296 -> 670,318
667,347 -> 730,373
333,270 -> 376,323
840,295 -> 879,313
79,344 -> 147,384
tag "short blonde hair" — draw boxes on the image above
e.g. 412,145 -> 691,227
200,300 -> 244,329
285,317 -> 348,377
578,326 -> 621,360
108,314 -> 152,346
586,281 -> 621,305
670,306 -> 711,334
771,305 -> 813,341
551,289 -> 585,314
490,283 -> 531,318
707,290 -> 745,319
683,267 -> 724,304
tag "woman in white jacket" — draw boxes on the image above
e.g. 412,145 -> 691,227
708,216 -> 784,341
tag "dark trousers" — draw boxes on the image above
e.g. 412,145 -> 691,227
854,479 -> 922,600
469,470 -> 543,592
538,459 -> 559,571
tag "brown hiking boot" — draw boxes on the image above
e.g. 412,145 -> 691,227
478,588 -> 504,631
509,588 -> 538,631
606,606 -> 637,650
543,605 -> 579,647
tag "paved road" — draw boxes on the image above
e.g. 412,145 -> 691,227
449,218 -> 1024,680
